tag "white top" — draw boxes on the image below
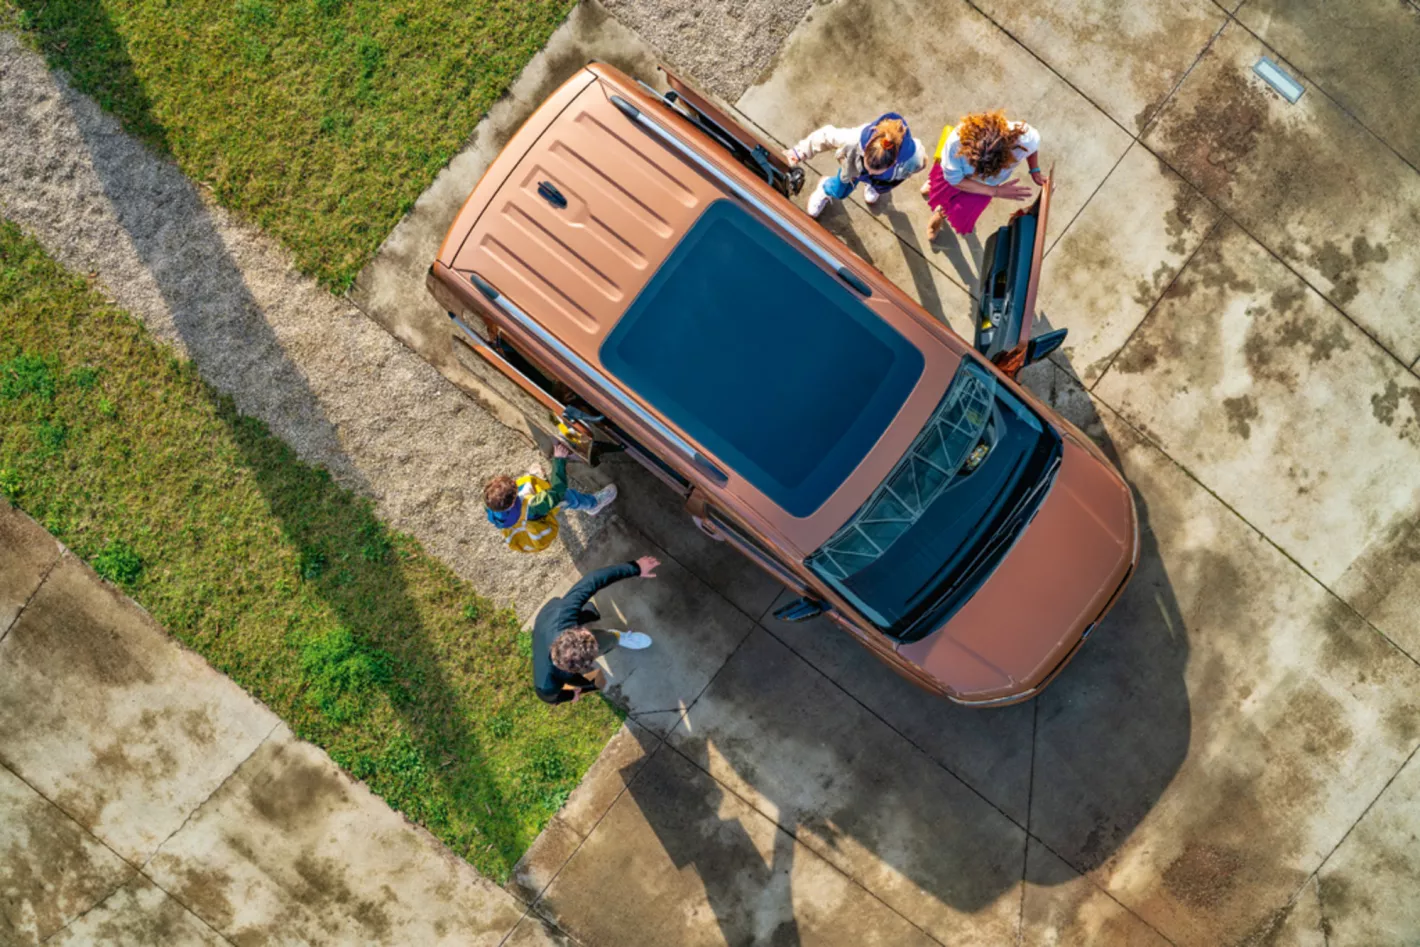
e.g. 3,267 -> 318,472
939,122 -> 1041,187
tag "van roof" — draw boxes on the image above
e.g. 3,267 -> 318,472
600,200 -> 925,517
444,68 -> 962,554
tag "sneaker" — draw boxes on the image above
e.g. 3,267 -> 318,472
617,630 -> 652,650
806,182 -> 831,219
585,484 -> 618,516
863,182 -> 883,205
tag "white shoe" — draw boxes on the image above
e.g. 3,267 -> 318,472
863,183 -> 883,205
617,630 -> 652,650
585,484 -> 617,516
806,181 -> 831,219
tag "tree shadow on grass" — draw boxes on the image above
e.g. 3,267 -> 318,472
7,1 -> 557,884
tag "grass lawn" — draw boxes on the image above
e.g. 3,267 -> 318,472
2,0 -> 573,290
0,219 -> 621,882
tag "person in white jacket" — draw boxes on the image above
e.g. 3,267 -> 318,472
921,110 -> 1044,239
783,113 -> 927,218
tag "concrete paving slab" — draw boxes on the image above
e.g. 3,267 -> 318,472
1142,21 -> 1420,363
1095,222 -> 1420,656
1020,840 -> 1170,947
736,0 -> 1134,295
0,555 -> 278,864
537,746 -> 937,947
760,588 -> 1034,825
349,0 -> 662,452
1030,402 -> 1420,945
45,875 -> 227,947
1037,142 -> 1222,385
1313,749 -> 1420,945
597,456 -> 781,620
0,499 -> 61,638
669,628 -> 1024,945
0,763 -> 133,945
143,724 -> 526,945
970,0 -> 1226,133
1237,0 -> 1420,170
562,518 -> 757,734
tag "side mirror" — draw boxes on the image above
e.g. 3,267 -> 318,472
1024,328 -> 1068,366
773,596 -> 825,623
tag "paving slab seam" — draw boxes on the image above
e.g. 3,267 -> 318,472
955,0 -> 1144,143
659,738 -> 953,947
752,621 -> 1176,945
1281,740 -> 1420,947
0,545 -> 65,646
1041,14 -> 1232,261
496,903 -> 587,947
35,868 -> 139,947
1014,700 -> 1040,947
1133,133 -> 1420,373
523,737 -> 670,921
1039,139 -> 1144,263
0,758 -> 240,947
1220,12 -> 1420,181
1087,386 -> 1420,671
0,760 -> 141,947
1086,217 -> 1226,392
135,718 -> 285,874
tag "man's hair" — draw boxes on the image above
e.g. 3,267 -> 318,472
550,627 -> 600,675
863,117 -> 906,172
956,110 -> 1029,180
484,475 -> 518,512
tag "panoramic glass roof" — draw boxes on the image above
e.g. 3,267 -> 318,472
600,200 -> 924,517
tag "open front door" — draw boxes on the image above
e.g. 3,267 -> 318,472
973,169 -> 1063,376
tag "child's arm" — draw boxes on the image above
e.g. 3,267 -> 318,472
525,455 -> 569,521
783,125 -> 859,166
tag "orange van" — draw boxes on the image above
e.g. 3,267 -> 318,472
428,64 -> 1139,705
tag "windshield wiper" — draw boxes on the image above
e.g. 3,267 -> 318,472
906,453 -> 1061,635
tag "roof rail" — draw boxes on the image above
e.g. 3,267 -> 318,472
465,271 -> 728,486
609,94 -> 873,298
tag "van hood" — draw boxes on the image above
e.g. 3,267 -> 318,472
895,435 -> 1136,703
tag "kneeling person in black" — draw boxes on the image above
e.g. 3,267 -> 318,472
534,556 -> 659,704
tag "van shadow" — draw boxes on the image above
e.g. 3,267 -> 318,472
579,234 -> 1189,941
17,7 -> 534,877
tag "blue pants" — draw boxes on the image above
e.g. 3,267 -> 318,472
823,172 -> 901,199
562,488 -> 598,511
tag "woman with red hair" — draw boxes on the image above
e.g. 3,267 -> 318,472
922,111 -> 1045,239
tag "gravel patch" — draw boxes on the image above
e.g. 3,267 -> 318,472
599,0 -> 815,100
0,33 -> 608,617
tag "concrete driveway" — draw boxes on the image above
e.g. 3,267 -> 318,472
1,0 -> 1415,943
355,1 -> 1420,944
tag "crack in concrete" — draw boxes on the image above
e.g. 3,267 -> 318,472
0,548 -> 65,648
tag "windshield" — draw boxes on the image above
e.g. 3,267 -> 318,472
807,360 -> 1061,640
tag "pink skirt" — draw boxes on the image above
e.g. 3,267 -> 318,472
926,163 -> 992,235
